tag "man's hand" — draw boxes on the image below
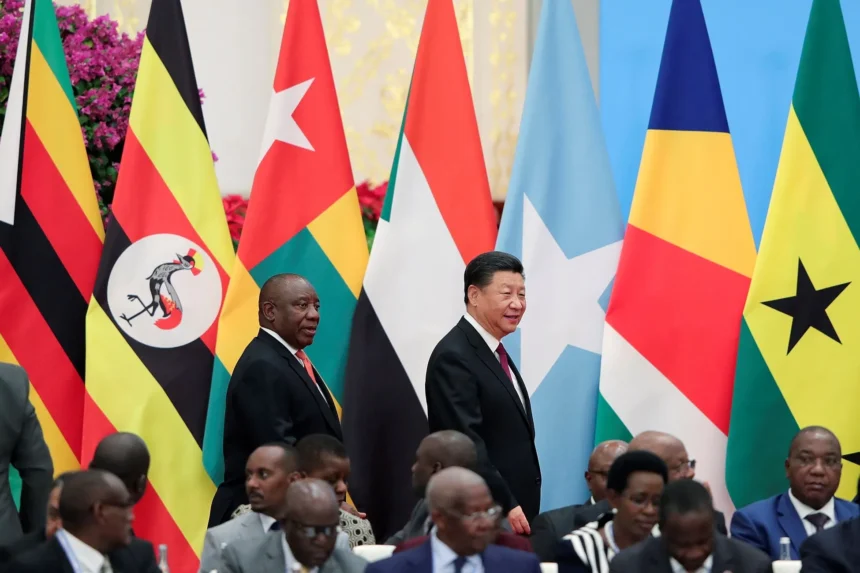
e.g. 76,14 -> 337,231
341,501 -> 366,519
507,506 -> 530,535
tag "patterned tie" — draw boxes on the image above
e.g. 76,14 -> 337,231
295,350 -> 318,385
496,343 -> 513,380
453,556 -> 468,573
806,512 -> 830,532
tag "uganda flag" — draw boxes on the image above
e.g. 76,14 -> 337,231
202,0 -> 368,485
0,0 -> 103,481
343,0 -> 497,539
726,0 -> 860,508
82,0 -> 233,569
597,0 -> 756,516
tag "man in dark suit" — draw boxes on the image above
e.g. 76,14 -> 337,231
426,251 -> 540,534
609,480 -> 771,573
0,473 -> 69,564
7,470 -> 158,573
800,515 -> 860,573
530,440 -> 627,560
0,363 -> 53,545
731,426 -> 860,560
210,274 -> 343,526
367,468 -> 541,573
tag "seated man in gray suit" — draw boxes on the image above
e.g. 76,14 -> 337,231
199,443 -> 348,572
609,480 -> 770,573
221,479 -> 367,573
0,363 -> 53,545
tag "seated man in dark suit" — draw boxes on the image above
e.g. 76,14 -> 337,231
800,515 -> 860,573
530,440 -> 627,560
731,426 -> 860,560
7,470 -> 159,573
210,274 -> 344,526
0,473 -> 70,564
609,480 -> 770,573
367,468 -> 541,573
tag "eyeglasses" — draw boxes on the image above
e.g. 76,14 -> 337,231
444,505 -> 503,524
670,460 -> 696,474
288,520 -> 340,538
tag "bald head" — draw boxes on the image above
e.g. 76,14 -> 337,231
59,470 -> 128,529
259,274 -> 308,310
423,431 -> 477,469
426,467 -> 488,513
89,432 -> 150,503
629,431 -> 693,480
586,440 -> 629,502
788,426 -> 840,457
283,478 -> 339,520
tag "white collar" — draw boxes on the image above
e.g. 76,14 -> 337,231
788,489 -> 836,523
670,554 -> 712,573
259,512 -> 278,533
282,533 -> 318,573
60,530 -> 107,573
430,529 -> 481,569
261,327 -> 300,357
462,313 -> 500,352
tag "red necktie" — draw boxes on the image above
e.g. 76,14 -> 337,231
295,350 -> 317,385
496,343 -> 513,381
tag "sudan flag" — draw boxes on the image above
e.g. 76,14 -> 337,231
343,0 -> 498,539
596,0 -> 756,516
0,0 -> 103,481
83,0 -> 233,570
202,0 -> 368,484
726,0 -> 860,508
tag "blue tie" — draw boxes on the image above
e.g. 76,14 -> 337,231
453,556 -> 467,573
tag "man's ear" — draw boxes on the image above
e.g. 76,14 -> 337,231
467,284 -> 480,306
431,462 -> 443,475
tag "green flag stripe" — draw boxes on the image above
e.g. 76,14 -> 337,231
726,319 -> 799,508
792,0 -> 860,241
32,0 -> 76,109
380,81 -> 412,223
594,393 -> 634,445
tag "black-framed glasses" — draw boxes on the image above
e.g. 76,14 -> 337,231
444,505 -> 503,524
670,459 -> 696,474
288,520 -> 339,538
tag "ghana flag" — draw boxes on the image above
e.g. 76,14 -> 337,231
0,0 -> 103,482
726,0 -> 860,508
202,0 -> 368,485
83,0 -> 233,569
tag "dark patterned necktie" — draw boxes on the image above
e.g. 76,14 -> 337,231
806,512 -> 829,532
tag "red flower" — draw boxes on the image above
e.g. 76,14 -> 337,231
357,180 -> 387,222
222,194 -> 248,243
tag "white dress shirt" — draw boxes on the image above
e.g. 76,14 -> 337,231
282,534 -> 319,573
462,313 -> 525,407
58,530 -> 112,573
259,512 -> 278,533
670,555 -> 712,573
430,530 -> 483,573
261,327 -> 327,401
788,489 -> 837,536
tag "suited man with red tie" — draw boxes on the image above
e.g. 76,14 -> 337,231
209,273 -> 342,526
426,252 -> 541,535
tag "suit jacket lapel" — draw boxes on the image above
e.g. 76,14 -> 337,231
263,532 -> 286,573
407,540 -> 434,573
710,536 -> 734,573
776,493 -> 808,555
646,539 -> 677,573
507,360 -> 535,435
50,538 -> 77,573
458,318 -> 530,425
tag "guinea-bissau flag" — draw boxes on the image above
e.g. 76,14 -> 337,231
596,0 -> 756,517
82,0 -> 233,569
202,0 -> 368,485
343,0 -> 498,539
0,0 -> 104,493
726,0 -> 860,508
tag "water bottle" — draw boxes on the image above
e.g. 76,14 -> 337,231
779,537 -> 791,561
158,544 -> 170,573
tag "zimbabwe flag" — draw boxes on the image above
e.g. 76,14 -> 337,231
82,0 -> 233,569
726,0 -> 860,508
0,0 -> 103,479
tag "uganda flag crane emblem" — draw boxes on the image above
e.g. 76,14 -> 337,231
83,0 -> 234,570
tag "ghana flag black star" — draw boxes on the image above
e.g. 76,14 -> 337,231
844,451 -> 860,466
762,258 -> 850,354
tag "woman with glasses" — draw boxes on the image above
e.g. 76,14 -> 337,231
555,451 -> 669,573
